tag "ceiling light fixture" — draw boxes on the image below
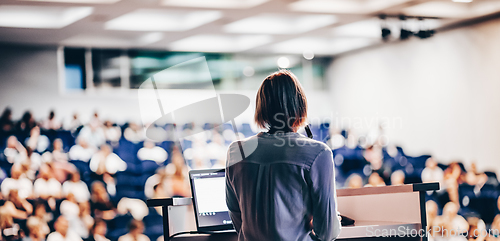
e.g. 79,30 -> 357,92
161,0 -> 268,9
303,51 -> 314,60
169,34 -> 272,52
0,5 -> 93,29
105,9 -> 221,31
277,57 -> 290,68
224,14 -> 337,34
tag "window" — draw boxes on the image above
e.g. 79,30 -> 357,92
62,47 -> 332,91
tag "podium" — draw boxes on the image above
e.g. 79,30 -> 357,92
146,182 -> 439,241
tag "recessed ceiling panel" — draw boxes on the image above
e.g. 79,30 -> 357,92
169,34 -> 273,52
161,0 -> 268,9
272,36 -> 378,55
403,1 -> 500,19
105,9 -> 222,31
289,0 -> 410,14
21,0 -> 120,3
224,13 -> 337,34
0,5 -> 93,29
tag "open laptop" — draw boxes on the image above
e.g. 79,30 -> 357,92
189,169 -> 235,232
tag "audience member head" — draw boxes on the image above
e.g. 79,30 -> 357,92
33,202 -> 47,219
48,110 -> 55,121
390,170 -> 405,186
7,190 -> 21,203
467,217 -> 485,240
0,107 -> 12,122
104,120 -> 113,128
54,216 -> 69,237
79,201 -> 91,217
444,162 -> 464,183
53,139 -> 63,151
65,192 -> 77,203
0,208 -> 20,241
425,157 -> 438,169
0,207 -> 14,229
39,164 -> 53,180
99,144 -> 112,156
153,183 -> 166,199
20,110 -> 35,131
68,171 -> 81,183
426,200 -> 438,219
77,137 -> 90,149
497,195 -> 500,212
91,181 -> 109,203
7,136 -> 19,149
10,164 -> 23,180
128,122 -> 139,131
144,141 -> 155,149
30,125 -> 40,137
492,215 -> 500,231
367,172 -> 385,187
27,216 -> 45,240
171,146 -> 186,173
442,202 -> 459,219
128,220 -> 145,237
345,174 -> 363,189
92,218 -> 107,237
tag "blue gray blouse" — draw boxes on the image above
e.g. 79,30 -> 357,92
226,132 -> 341,241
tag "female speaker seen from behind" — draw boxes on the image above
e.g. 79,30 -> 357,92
225,70 -> 341,241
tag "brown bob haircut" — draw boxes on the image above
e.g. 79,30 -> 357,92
254,70 -> 307,131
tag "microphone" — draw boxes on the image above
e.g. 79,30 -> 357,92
305,125 -> 313,139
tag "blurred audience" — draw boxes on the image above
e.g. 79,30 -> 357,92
1,164 -> 33,199
102,121 -> 120,143
41,111 -> 61,131
46,216 -> 82,241
4,136 -> 27,164
0,108 -> 14,132
390,170 -> 405,185
33,164 -> 62,209
90,182 -> 116,221
137,141 -> 167,164
0,108 -> 499,241
24,216 -> 49,241
69,138 -> 96,163
117,220 -> 149,241
422,157 -> 444,185
62,172 -> 90,203
123,123 -> 144,144
87,219 -> 109,241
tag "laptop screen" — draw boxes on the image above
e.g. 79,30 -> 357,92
190,169 -> 234,231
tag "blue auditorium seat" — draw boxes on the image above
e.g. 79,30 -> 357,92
480,184 -> 499,199
141,160 -> 159,175
240,123 -> 254,137
182,139 -> 192,149
115,185 -> 145,200
318,123 -> 330,142
115,172 -> 143,188
69,160 -> 92,185
143,209 -> 163,241
332,146 -> 367,177
106,214 -> 133,241
159,141 -> 174,163
484,171 -> 499,186
56,130 -> 76,152
116,139 -> 142,163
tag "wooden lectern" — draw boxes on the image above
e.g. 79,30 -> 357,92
146,182 -> 439,241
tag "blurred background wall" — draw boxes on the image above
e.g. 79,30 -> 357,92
329,17 -> 500,171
